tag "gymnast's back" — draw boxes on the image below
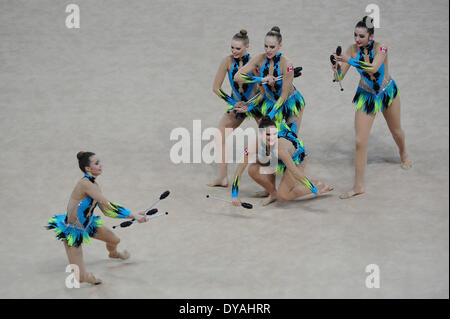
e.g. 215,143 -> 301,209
65,176 -> 98,225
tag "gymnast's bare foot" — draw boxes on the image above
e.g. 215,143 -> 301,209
207,176 -> 228,187
81,272 -> 102,285
339,186 -> 365,199
316,181 -> 334,196
400,152 -> 412,170
252,190 -> 269,198
109,250 -> 130,260
262,192 -> 277,206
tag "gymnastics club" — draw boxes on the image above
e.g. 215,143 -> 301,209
226,93 -> 261,114
114,210 -> 169,229
112,208 -> 158,229
245,93 -> 261,105
264,66 -> 303,83
206,194 -> 253,209
144,190 -> 170,212
330,46 -> 344,91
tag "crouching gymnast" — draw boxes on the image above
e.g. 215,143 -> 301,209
46,151 -> 147,285
231,117 -> 333,207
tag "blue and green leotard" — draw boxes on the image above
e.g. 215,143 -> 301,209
231,121 -> 317,198
46,174 -> 131,247
351,40 -> 399,114
251,53 -> 305,124
217,53 -> 261,119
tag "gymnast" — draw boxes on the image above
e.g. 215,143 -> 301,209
46,151 -> 147,285
331,16 -> 412,199
231,117 -> 333,206
208,29 -> 262,188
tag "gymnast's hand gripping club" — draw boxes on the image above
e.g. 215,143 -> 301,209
334,45 -> 374,71
113,209 -> 169,229
112,208 -> 157,229
239,66 -> 302,84
223,92 -> 262,114
206,194 -> 253,209
112,190 -> 170,229
330,46 -> 344,91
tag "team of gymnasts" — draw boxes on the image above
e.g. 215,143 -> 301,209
46,16 -> 411,285
209,17 -> 411,206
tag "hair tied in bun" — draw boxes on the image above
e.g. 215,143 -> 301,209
363,16 -> 374,28
271,26 -> 281,33
232,29 -> 249,45
355,16 -> 375,35
77,151 -> 85,160
77,151 -> 95,173
266,26 -> 282,43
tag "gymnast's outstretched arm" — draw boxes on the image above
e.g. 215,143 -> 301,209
81,179 -> 145,221
230,140 -> 257,205
233,53 -> 265,83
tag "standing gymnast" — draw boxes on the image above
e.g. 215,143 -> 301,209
208,29 -> 262,188
331,16 -> 412,199
231,117 -> 333,206
46,151 -> 147,285
234,26 -> 305,134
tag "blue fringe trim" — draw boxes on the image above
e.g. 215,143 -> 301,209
353,79 -> 399,114
257,89 -> 305,124
46,214 -> 104,247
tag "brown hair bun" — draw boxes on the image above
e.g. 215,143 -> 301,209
232,29 -> 249,45
77,151 -> 86,160
271,26 -> 281,33
266,26 -> 282,44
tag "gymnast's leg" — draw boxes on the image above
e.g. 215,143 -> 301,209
94,226 -> 130,260
340,110 -> 375,199
248,163 -> 277,206
208,112 -> 245,187
63,242 -> 101,285
277,160 -> 333,201
382,95 -> 411,169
